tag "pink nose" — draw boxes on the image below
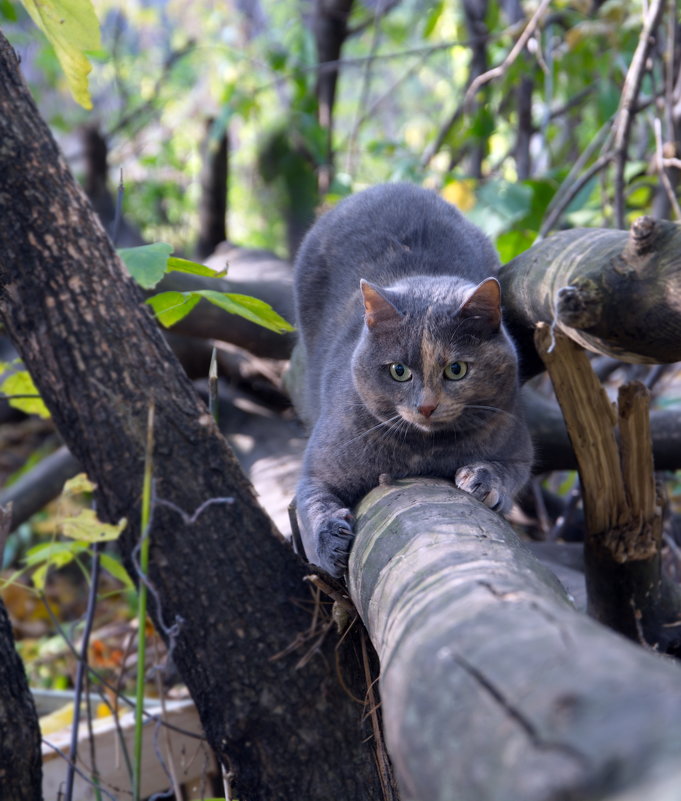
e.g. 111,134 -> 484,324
418,403 -> 438,418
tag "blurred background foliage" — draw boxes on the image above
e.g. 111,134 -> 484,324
3,0 -> 676,265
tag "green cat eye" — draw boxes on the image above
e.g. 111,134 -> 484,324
444,361 -> 468,381
389,362 -> 412,382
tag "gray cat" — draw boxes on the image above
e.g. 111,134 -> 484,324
293,183 -> 532,577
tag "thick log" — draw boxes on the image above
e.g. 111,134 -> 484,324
499,218 -> 681,374
348,477 -> 681,801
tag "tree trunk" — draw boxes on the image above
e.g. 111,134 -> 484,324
0,592 -> 43,800
498,217 -> 681,376
196,117 -> 228,260
314,0 -> 354,192
0,30 -> 389,801
348,478 -> 681,801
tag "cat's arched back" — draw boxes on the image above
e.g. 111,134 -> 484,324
293,183 -> 532,577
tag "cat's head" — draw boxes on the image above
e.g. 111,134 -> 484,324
351,277 -> 519,433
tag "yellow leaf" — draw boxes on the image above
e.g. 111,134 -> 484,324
441,179 -> 477,212
20,0 -> 102,109
39,702 -> 75,735
62,473 -> 97,497
0,370 -> 50,419
60,509 -> 127,543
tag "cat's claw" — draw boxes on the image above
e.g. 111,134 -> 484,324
315,509 -> 355,578
455,464 -> 510,513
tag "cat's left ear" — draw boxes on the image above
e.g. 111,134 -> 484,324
460,277 -> 501,331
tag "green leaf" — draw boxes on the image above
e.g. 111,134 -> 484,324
167,256 -> 227,278
118,243 -> 173,289
423,0 -> 444,38
496,230 -> 536,263
99,553 -> 134,590
1,371 -> 50,419
25,540 -> 89,567
0,1 -> 18,22
146,291 -> 201,327
195,291 -> 295,333
20,0 -> 102,109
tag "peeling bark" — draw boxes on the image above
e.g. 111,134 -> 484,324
536,325 -> 681,650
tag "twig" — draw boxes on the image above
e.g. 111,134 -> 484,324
346,0 -> 406,175
40,594 -> 206,742
360,630 -> 397,800
539,152 -> 613,236
64,543 -> 103,801
108,41 -> 196,138
41,740 -> 118,801
112,170 -> 124,247
613,0 -> 666,228
653,116 -> 681,219
463,0 -> 551,111
208,346 -> 219,423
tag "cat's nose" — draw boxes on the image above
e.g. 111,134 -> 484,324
418,403 -> 438,418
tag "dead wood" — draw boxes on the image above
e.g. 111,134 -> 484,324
536,324 -> 681,650
348,477 -> 681,801
499,217 -> 681,375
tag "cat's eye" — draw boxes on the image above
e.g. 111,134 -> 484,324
389,363 -> 412,382
444,361 -> 468,381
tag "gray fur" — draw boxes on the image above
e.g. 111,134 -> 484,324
294,183 -> 532,577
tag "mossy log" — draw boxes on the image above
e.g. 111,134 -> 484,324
348,477 -> 681,801
498,218 -> 681,374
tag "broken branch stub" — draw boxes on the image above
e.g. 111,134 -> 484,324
499,217 -> 681,371
535,324 -> 681,650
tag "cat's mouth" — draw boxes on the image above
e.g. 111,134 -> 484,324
399,408 -> 460,432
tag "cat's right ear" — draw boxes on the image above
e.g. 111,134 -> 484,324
360,280 -> 402,329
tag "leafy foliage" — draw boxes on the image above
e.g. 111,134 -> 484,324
0,361 -> 50,418
19,0 -> 101,108
119,243 -> 294,332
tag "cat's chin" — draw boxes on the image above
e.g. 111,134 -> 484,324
400,413 -> 457,433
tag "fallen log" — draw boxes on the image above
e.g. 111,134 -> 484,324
348,477 -> 681,801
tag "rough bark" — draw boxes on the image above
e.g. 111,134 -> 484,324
499,217 -> 681,376
0,551 -> 43,801
535,325 -> 681,651
348,477 -> 681,801
0,30 -> 387,801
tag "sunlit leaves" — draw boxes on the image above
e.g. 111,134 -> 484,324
118,242 -> 174,289
20,0 -> 101,109
0,365 -> 50,419
119,243 -> 294,332
13,473 -> 128,592
147,290 -> 294,333
146,291 -> 201,327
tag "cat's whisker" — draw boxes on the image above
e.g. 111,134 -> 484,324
465,404 -> 521,423
339,414 -> 404,448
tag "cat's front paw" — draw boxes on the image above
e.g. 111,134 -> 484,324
455,464 -> 510,513
315,509 -> 355,578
